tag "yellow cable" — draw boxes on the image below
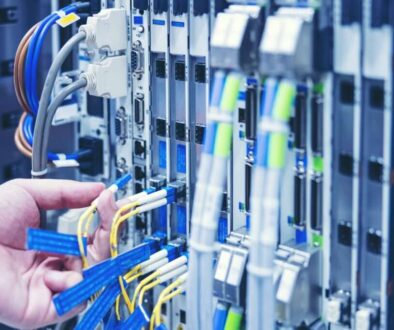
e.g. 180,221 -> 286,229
77,205 -> 95,268
130,272 -> 158,313
138,280 -> 160,306
152,288 -> 184,329
110,204 -> 139,319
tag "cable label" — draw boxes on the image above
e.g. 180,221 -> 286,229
56,13 -> 80,28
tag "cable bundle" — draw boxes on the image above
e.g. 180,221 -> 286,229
13,3 -> 89,163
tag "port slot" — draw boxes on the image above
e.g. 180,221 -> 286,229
311,94 -> 323,154
78,136 -> 104,176
245,163 -> 252,212
176,122 -> 186,141
341,0 -> 362,25
156,58 -> 166,78
131,45 -> 144,73
134,97 -> 145,125
294,91 -> 307,150
134,139 -> 146,159
338,153 -> 354,177
310,176 -> 323,231
195,63 -> 206,83
293,173 -> 306,227
195,125 -> 205,145
245,85 -> 257,141
175,61 -> 186,81
115,108 -> 127,140
134,165 -> 146,182
153,0 -> 168,14
338,222 -> 352,247
156,118 -> 166,137
134,0 -> 149,11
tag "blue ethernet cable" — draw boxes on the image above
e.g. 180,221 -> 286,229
213,303 -> 229,330
22,2 -> 90,161
54,243 -> 150,316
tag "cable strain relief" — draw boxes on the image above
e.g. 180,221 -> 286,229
81,72 -> 96,94
79,24 -> 95,44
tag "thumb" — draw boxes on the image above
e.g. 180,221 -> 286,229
44,270 -> 83,293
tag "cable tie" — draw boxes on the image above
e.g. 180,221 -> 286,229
118,305 -> 150,330
55,10 -> 67,18
75,279 -> 127,330
26,228 -> 87,256
54,243 -> 150,316
31,169 -> 48,177
259,117 -> 289,134
207,111 -> 233,124
188,239 -> 216,253
247,264 -> 274,278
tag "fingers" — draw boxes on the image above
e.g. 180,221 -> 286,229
44,270 -> 83,293
88,190 -> 118,264
10,179 -> 105,210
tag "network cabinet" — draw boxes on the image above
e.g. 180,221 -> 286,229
3,0 -> 394,329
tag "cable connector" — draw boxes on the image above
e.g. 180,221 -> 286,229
82,55 -> 127,98
54,243 -> 150,316
79,8 -> 127,51
26,228 -> 87,256
119,305 -> 150,330
75,280 -> 126,330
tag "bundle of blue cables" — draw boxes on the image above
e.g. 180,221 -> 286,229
18,2 -> 89,161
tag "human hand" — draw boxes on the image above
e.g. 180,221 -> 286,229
0,179 -> 119,329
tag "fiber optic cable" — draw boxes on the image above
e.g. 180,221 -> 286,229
246,79 -> 296,330
150,273 -> 188,330
188,72 -> 242,330
76,174 -> 132,268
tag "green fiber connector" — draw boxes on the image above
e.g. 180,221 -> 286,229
312,233 -> 323,247
224,309 -> 243,330
313,82 -> 325,95
268,132 -> 288,169
272,80 -> 296,122
220,74 -> 242,113
313,156 -> 324,173
215,123 -> 233,158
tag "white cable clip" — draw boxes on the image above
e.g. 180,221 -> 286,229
207,110 -> 233,124
259,117 -> 289,134
55,10 -> 67,18
31,169 -> 48,177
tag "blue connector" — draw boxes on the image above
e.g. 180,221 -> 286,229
114,174 -> 133,190
104,309 -> 120,330
54,244 -> 150,316
26,228 -> 87,256
163,245 -> 178,261
213,303 -> 229,330
155,325 -> 168,330
143,231 -> 167,253
83,242 -> 151,279
118,305 -> 150,330
75,280 -> 127,330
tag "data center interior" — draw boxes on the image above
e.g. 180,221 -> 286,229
0,0 -> 394,329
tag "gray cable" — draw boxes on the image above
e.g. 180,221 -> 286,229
32,31 -> 86,177
35,78 -> 87,178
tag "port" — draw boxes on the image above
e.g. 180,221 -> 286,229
339,79 -> 355,105
131,44 -> 144,74
134,0 -> 149,11
294,91 -> 307,150
310,175 -> 323,231
176,122 -> 186,141
156,118 -> 166,137
338,153 -> 354,176
134,139 -> 146,159
368,157 -> 384,182
245,162 -> 252,212
311,94 -> 323,154
134,165 -> 146,182
367,229 -> 382,255
337,222 -> 352,247
173,0 -> 188,16
78,136 -> 104,176
195,125 -> 205,145
156,59 -> 166,78
87,95 -> 104,118
293,173 -> 306,227
153,0 -> 168,14
193,0 -> 209,16
175,61 -> 186,81
134,96 -> 144,125
195,63 -> 206,83
115,107 -> 127,141
245,85 -> 257,141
